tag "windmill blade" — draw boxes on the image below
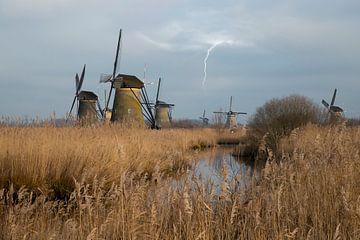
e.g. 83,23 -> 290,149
105,29 -> 122,113
322,99 -> 330,109
97,99 -> 104,118
100,73 -> 112,83
331,88 -> 337,106
229,96 -> 233,111
77,64 -> 86,93
75,73 -> 80,94
143,63 -> 147,80
234,112 -> 247,115
68,96 -> 77,116
213,111 -> 226,114
144,81 -> 155,86
156,77 -> 161,104
112,29 -> 122,79
104,89 -> 107,110
203,109 -> 206,118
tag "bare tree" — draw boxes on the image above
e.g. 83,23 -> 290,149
248,95 -> 325,153
212,108 -> 226,131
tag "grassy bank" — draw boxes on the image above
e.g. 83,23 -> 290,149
1,125 -> 360,239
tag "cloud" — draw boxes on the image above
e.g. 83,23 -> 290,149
0,0 -> 73,16
0,0 -> 359,118
134,21 -> 254,52
137,32 -> 173,50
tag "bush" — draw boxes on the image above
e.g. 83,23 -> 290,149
346,118 -> 360,127
247,94 -> 325,155
171,119 -> 202,128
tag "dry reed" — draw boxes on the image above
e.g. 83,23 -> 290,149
0,125 -> 217,197
0,124 -> 360,239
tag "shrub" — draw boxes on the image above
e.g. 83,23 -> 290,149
171,119 -> 202,128
346,118 -> 360,127
247,94 -> 325,155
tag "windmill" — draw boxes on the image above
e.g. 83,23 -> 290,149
322,89 -> 344,122
322,89 -> 344,115
154,78 -> 174,129
100,29 -> 155,127
199,110 -> 209,126
213,96 -> 247,130
68,64 -> 102,124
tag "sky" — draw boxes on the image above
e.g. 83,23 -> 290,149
0,0 -> 359,122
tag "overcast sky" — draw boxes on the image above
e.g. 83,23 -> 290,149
0,0 -> 359,122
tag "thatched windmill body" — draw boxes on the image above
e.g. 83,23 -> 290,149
111,74 -> 147,126
154,78 -> 174,129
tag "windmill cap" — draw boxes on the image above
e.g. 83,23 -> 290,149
114,74 -> 144,88
330,106 -> 344,113
78,91 -> 98,101
157,100 -> 174,107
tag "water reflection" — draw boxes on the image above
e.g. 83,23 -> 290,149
172,148 -> 264,192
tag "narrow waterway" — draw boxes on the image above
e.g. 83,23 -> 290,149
172,148 -> 265,192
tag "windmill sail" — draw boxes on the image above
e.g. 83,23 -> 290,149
105,29 -> 123,112
322,99 -> 330,109
229,96 -> 233,111
100,74 -> 113,83
331,88 -> 337,106
233,112 -> 247,115
77,64 -> 86,93
68,65 -> 85,118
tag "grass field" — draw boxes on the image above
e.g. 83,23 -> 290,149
1,124 -> 360,239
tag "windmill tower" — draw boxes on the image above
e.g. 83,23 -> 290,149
68,65 -> 101,124
111,74 -> 146,125
199,110 -> 209,126
101,29 -> 155,127
154,78 -> 174,129
213,96 -> 246,130
322,88 -> 344,122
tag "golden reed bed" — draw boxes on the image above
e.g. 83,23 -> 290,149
0,124 -> 360,239
0,126 -> 218,194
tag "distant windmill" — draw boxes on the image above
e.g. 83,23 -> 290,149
100,29 -> 155,127
68,64 -> 102,124
322,89 -> 344,117
199,110 -> 209,126
154,78 -> 174,129
213,96 -> 247,129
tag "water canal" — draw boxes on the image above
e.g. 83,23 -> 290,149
171,148 -> 265,193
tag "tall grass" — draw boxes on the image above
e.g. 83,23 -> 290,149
0,125 -> 217,198
1,124 -> 360,239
